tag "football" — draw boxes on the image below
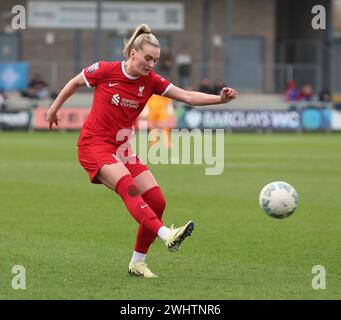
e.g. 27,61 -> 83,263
259,181 -> 298,219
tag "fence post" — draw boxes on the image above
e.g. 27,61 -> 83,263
51,62 -> 58,92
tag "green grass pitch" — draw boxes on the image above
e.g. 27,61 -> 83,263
0,131 -> 340,299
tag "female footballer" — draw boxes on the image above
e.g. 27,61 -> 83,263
46,24 -> 237,278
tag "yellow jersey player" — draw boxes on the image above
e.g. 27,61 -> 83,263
146,94 -> 174,148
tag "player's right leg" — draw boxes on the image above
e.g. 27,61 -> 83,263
96,163 -> 164,237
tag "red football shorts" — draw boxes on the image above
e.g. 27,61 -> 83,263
78,140 -> 149,184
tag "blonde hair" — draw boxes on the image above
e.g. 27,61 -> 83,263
123,24 -> 160,58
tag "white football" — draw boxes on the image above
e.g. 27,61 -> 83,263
259,181 -> 298,219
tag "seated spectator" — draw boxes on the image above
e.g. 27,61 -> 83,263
0,90 -> 7,110
176,48 -> 192,88
198,78 -> 213,94
300,84 -> 314,101
159,47 -> 172,79
50,87 -> 61,100
212,79 -> 225,95
319,88 -> 332,102
22,74 -> 50,99
285,80 -> 301,101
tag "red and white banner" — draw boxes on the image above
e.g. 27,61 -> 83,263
33,107 -> 90,130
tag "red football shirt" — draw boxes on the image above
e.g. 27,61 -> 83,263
79,61 -> 172,146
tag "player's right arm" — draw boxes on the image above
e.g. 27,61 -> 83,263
46,73 -> 85,131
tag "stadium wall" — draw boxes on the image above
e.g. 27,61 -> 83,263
1,106 -> 341,132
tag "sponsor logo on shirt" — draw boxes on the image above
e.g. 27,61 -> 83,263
109,83 -> 119,87
111,94 -> 138,109
111,94 -> 120,106
121,98 -> 139,109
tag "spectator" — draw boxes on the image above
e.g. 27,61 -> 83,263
213,79 -> 225,95
284,80 -> 300,101
319,88 -> 332,102
300,84 -> 314,101
50,87 -> 61,100
0,90 -> 7,110
198,78 -> 213,94
175,48 -> 192,88
22,74 -> 50,99
159,47 -> 172,79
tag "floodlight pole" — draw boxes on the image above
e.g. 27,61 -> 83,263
74,30 -> 81,73
225,0 -> 233,86
324,0 -> 333,92
202,0 -> 210,79
95,0 -> 102,61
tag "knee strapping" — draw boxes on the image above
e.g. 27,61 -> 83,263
115,175 -> 138,198
115,175 -> 159,226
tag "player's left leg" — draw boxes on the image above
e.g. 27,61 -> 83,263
127,166 -> 194,278
133,170 -> 194,252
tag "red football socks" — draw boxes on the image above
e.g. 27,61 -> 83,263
115,175 -> 163,238
135,186 -> 166,253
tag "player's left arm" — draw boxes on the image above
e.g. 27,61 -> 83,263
164,85 -> 237,106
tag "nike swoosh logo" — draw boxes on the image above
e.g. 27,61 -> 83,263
109,83 -> 118,87
141,204 -> 148,209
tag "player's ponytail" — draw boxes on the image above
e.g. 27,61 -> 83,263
124,24 -> 160,58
